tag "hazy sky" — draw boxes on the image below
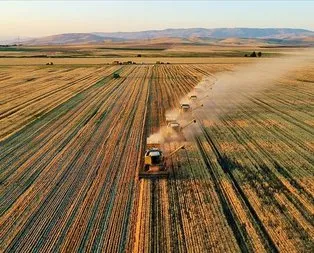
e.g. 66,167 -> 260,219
1,1 -> 314,38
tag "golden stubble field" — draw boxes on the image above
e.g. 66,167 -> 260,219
0,47 -> 313,252
0,57 -> 254,65
0,43 -> 299,65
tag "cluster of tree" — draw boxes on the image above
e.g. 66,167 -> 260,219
156,61 -> 170,64
0,44 -> 23,47
112,60 -> 137,65
244,51 -> 262,57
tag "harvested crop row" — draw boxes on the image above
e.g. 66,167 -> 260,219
0,65 -> 119,140
0,65 -> 153,251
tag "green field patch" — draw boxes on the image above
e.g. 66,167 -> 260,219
0,47 -> 40,52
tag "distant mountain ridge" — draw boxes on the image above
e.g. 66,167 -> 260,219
24,33 -> 122,45
93,28 -> 314,40
22,28 -> 314,45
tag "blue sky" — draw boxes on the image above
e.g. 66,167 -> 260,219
1,1 -> 314,37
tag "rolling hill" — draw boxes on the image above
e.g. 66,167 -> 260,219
22,28 -> 314,45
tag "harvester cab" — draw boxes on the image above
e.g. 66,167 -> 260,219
190,95 -> 197,101
139,140 -> 185,179
166,112 -> 178,125
167,121 -> 181,132
166,114 -> 177,124
139,141 -> 168,178
144,148 -> 164,170
180,104 -> 191,113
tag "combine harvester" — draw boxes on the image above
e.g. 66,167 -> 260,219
139,100 -> 201,179
139,140 -> 185,179
167,119 -> 196,133
190,94 -> 209,105
139,119 -> 196,179
180,103 -> 203,114
166,114 -> 177,124
189,95 -> 197,101
180,103 -> 191,113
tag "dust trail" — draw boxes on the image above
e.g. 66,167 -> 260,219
192,51 -> 313,117
203,51 -> 314,112
147,50 -> 314,144
146,126 -> 186,146
207,57 -> 307,109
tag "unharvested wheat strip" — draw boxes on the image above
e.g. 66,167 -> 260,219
131,72 -> 153,252
209,127 -> 294,250
168,143 -> 189,252
220,180 -> 267,252
274,193 -> 314,247
133,180 -> 144,253
279,177 -> 314,215
172,148 -> 199,253
137,183 -> 147,253
186,171 -> 214,250
166,164 -> 180,251
100,68 -> 144,246
198,138 -> 243,252
238,104 -> 314,170
185,146 -> 233,252
244,187 -> 299,251
145,181 -> 152,253
177,176 -> 204,252
138,181 -> 148,253
211,104 -> 314,230
160,180 -> 172,252
186,153 -> 218,252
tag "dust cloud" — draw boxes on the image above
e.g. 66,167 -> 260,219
146,50 -> 314,144
146,127 -> 183,145
209,54 -> 313,108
